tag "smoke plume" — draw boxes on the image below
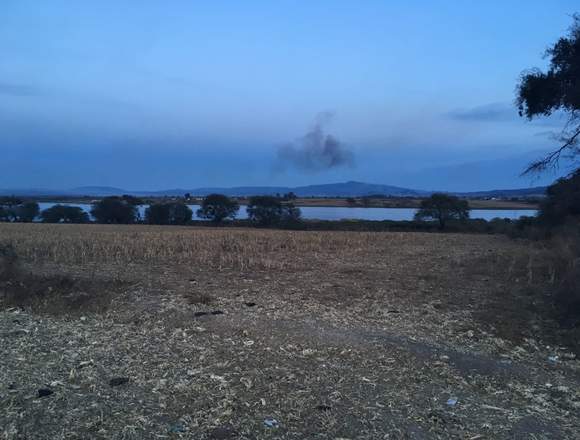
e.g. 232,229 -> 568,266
277,112 -> 354,172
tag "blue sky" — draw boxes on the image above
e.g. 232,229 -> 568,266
0,1 -> 577,191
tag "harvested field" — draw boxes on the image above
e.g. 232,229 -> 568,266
1,223 -> 579,439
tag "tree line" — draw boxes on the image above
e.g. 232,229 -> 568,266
0,194 -> 302,227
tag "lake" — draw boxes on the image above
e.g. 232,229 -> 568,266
37,203 -> 537,222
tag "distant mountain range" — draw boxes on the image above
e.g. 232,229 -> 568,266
0,181 -> 546,198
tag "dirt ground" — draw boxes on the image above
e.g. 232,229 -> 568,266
1,225 -> 579,439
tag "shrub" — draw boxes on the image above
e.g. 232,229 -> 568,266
91,197 -> 138,224
197,194 -> 239,223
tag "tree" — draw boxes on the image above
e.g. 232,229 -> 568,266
41,205 -> 90,223
197,194 -> 239,223
91,197 -> 138,224
170,203 -> 193,225
247,195 -> 301,226
145,203 -> 171,225
414,193 -> 470,229
517,15 -> 580,173
145,202 -> 192,225
16,202 -> 39,222
538,169 -> 580,226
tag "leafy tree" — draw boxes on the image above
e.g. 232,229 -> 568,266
16,202 -> 40,222
247,196 -> 301,226
145,202 -> 192,225
197,194 -> 239,223
169,203 -> 193,225
145,203 -> 170,225
414,193 -> 470,229
517,15 -> 580,173
91,197 -> 138,224
538,169 -> 580,226
41,205 -> 90,223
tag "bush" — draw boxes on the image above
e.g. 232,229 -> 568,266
197,194 -> 239,223
41,205 -> 90,223
91,197 -> 138,224
145,202 -> 192,225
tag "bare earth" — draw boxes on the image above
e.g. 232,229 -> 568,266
0,224 -> 578,439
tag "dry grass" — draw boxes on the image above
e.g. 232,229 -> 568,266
0,223 -> 389,271
1,223 -> 580,439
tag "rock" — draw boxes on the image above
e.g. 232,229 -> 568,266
37,388 -> 53,398
109,377 -> 129,387
263,417 -> 279,428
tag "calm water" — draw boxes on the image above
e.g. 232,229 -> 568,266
37,203 -> 537,222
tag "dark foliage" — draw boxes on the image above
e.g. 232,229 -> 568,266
145,202 -> 193,225
16,202 -> 40,222
91,197 -> 138,224
0,196 -> 23,207
414,193 -> 470,229
41,205 -> 90,223
246,196 -> 302,227
517,15 -> 580,173
538,169 -> 580,226
197,194 -> 239,223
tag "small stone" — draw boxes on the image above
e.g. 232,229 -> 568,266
109,377 -> 129,387
263,417 -> 279,428
446,397 -> 458,406
244,302 -> 256,307
37,388 -> 53,398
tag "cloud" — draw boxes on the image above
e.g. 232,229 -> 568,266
0,82 -> 40,97
447,102 -> 519,122
277,112 -> 355,172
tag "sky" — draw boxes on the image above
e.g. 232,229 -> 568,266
1,0 -> 578,191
